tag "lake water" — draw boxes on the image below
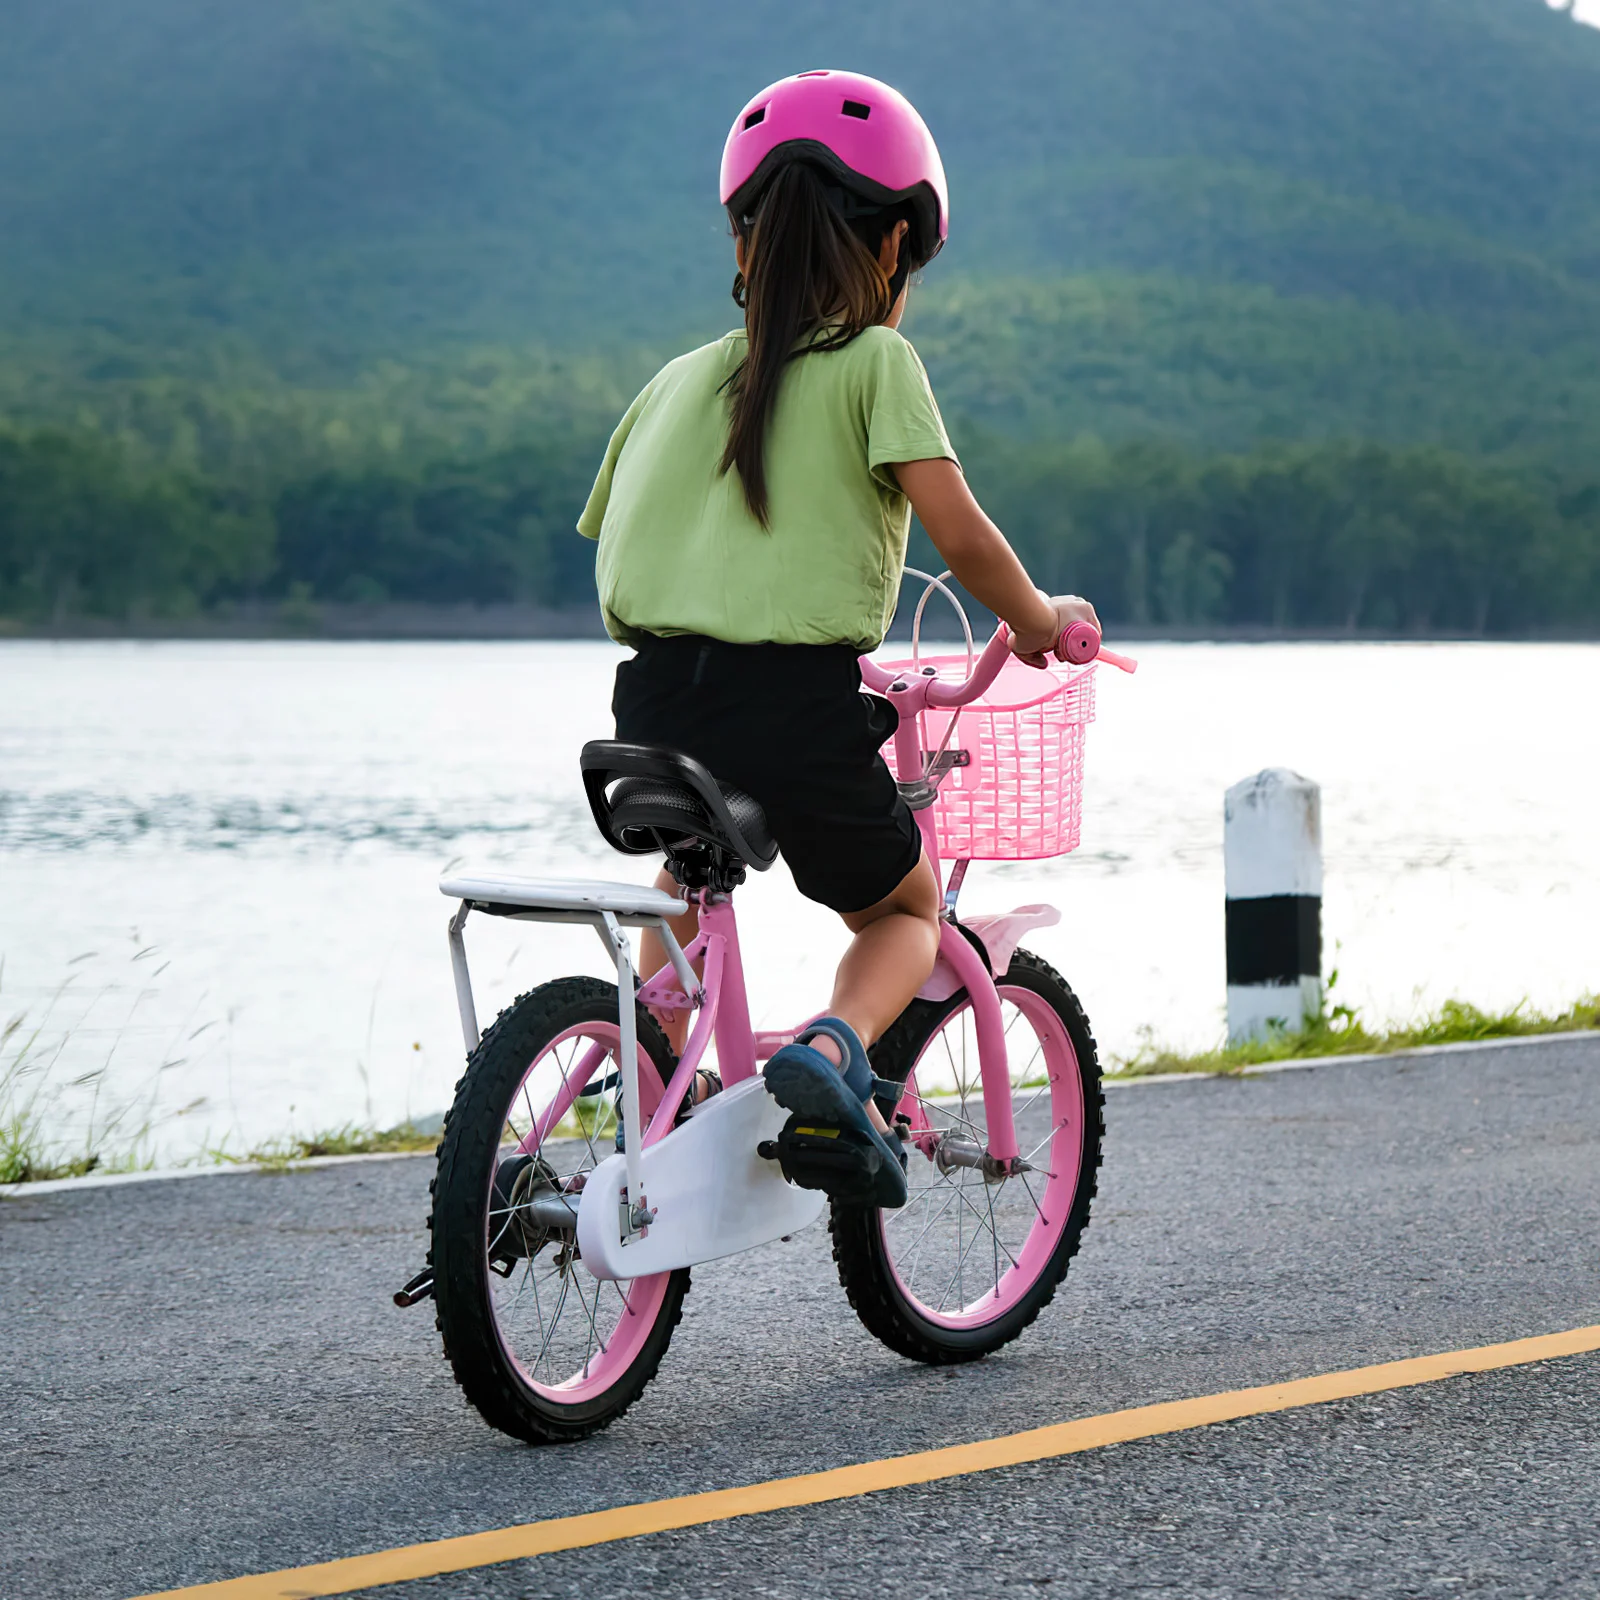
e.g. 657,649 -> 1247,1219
3,639 -> 1596,1168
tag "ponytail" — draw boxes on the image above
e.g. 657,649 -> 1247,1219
720,162 -> 917,526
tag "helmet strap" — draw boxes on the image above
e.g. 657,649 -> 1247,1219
886,255 -> 911,308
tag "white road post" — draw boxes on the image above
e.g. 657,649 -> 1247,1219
1224,768 -> 1323,1044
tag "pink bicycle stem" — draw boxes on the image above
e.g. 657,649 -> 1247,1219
1059,621 -> 1138,674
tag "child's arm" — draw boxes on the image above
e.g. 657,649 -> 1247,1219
892,458 -> 1099,666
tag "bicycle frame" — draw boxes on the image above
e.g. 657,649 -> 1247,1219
441,620 -> 1071,1270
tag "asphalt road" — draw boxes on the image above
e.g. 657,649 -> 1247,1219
4,1036 -> 1598,1600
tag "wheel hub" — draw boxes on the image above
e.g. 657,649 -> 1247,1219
490,1153 -> 576,1264
932,1132 -> 1033,1184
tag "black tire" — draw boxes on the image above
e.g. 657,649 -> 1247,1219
428,976 -> 690,1444
830,948 -> 1104,1364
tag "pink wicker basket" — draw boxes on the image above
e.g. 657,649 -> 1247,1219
879,653 -> 1097,861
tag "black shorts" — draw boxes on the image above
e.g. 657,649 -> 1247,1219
612,634 -> 924,914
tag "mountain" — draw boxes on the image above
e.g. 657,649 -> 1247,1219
3,0 -> 1599,373
4,0 -> 1600,633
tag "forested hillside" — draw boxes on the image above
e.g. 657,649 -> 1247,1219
2,0 -> 1598,632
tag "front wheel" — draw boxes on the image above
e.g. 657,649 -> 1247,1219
830,948 -> 1104,1363
429,976 -> 689,1443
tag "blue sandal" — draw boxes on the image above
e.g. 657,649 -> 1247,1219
763,1018 -> 908,1209
613,1068 -> 722,1151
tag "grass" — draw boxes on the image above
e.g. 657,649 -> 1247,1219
0,953 -> 443,1185
1,1114 -> 444,1187
1,963 -> 153,1184
212,1120 -> 441,1174
2,948 -> 445,1188
229,1094 -> 628,1174
0,949 -> 215,1185
1108,987 -> 1600,1080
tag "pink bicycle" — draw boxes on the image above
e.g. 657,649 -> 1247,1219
407,578 -> 1135,1443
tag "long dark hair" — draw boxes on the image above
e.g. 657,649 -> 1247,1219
720,161 -> 922,526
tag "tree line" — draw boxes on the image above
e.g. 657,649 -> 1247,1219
960,432 -> 1600,635
4,414 -> 1595,634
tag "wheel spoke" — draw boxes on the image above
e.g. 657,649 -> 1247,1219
508,1255 -> 536,1326
573,1268 -> 603,1375
1015,1076 -> 1052,1121
521,1081 -> 542,1154
940,1027 -> 960,1096
1023,1124 -> 1059,1165
895,1181 -> 965,1294
568,1044 -> 605,1171
907,1089 -> 982,1142
985,1172 -> 1001,1293
521,1258 -> 549,1370
884,1179 -> 944,1218
486,1204 -> 519,1258
936,1189 -> 992,1313
955,1167 -> 965,1308
947,1175 -> 1021,1273
532,1267 -> 572,1382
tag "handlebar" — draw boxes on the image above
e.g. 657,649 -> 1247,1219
1058,621 -> 1139,675
862,621 -> 1137,708
924,625 -> 1015,707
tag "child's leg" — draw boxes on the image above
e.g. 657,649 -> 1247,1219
811,851 -> 941,1132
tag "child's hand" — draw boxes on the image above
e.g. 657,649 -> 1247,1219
1010,594 -> 1101,668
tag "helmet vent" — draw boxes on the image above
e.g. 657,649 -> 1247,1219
841,100 -> 871,120
743,106 -> 767,130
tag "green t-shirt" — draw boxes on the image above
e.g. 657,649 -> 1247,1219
578,325 -> 955,651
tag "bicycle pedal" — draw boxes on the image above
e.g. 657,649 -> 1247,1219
393,1268 -> 435,1308
772,1122 -> 883,1201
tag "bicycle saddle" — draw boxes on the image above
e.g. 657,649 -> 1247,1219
580,741 -> 778,870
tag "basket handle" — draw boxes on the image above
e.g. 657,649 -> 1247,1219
905,567 -> 976,675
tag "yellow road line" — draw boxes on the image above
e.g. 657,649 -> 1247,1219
133,1323 -> 1600,1600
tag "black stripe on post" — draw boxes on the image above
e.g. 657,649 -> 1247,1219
1225,895 -> 1322,987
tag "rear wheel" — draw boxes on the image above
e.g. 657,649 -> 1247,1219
830,948 -> 1103,1362
429,976 -> 689,1443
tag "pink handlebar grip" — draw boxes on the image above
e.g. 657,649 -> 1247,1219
1058,621 -> 1138,674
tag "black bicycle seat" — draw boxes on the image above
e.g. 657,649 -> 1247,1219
580,742 -> 777,870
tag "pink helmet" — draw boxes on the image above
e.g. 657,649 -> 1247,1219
719,70 -> 948,262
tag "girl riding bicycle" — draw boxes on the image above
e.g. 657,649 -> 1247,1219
579,69 -> 1098,1211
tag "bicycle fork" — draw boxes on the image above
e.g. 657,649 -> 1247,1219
934,919 -> 1022,1169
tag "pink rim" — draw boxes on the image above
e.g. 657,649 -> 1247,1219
881,984 -> 1086,1330
486,1021 -> 674,1404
